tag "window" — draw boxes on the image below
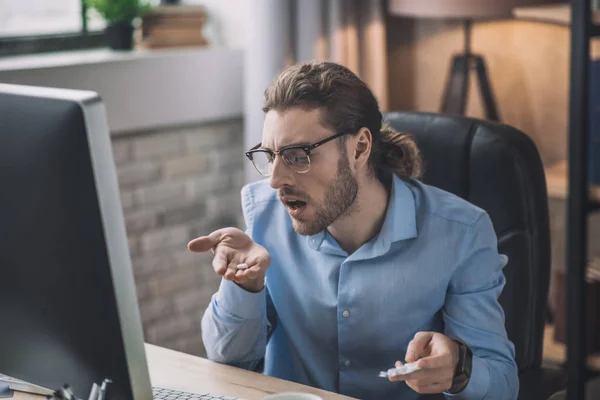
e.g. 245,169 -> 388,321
0,0 -> 107,57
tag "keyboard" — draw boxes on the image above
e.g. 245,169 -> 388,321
152,386 -> 239,400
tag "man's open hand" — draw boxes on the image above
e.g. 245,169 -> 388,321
389,332 -> 463,394
188,228 -> 271,292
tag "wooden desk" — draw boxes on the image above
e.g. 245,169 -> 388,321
146,344 -> 355,399
7,344 -> 356,400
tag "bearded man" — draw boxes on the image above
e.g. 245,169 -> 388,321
189,61 -> 518,400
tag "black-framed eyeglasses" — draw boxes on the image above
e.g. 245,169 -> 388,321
245,131 -> 351,177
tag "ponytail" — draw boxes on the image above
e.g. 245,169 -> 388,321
375,125 -> 423,180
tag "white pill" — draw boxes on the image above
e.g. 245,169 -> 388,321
236,263 -> 249,270
378,361 -> 421,378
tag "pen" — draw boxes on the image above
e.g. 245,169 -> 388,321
87,383 -> 99,400
98,379 -> 112,400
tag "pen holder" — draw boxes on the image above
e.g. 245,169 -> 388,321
47,385 -> 80,400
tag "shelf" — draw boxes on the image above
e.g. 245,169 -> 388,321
544,325 -> 600,371
513,4 -> 600,26
545,160 -> 600,206
513,4 -> 600,58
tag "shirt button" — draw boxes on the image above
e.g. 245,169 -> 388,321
344,360 -> 351,367
342,310 -> 350,318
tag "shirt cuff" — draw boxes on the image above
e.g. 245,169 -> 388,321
444,355 -> 490,399
216,278 -> 266,320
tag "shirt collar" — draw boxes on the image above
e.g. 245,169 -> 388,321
379,175 -> 418,246
307,230 -> 326,250
306,175 -> 418,255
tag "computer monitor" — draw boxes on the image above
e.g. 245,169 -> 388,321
0,84 -> 153,400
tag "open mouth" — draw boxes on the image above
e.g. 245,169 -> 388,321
280,196 -> 308,217
286,199 -> 307,210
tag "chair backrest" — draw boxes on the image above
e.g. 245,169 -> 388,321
384,111 -> 551,373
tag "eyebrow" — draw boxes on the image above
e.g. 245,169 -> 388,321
281,141 -> 311,149
261,141 -> 312,151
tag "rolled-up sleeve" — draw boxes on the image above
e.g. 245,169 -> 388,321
201,278 -> 268,370
443,212 -> 519,400
201,184 -> 269,371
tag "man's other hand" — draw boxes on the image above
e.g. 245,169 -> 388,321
389,332 -> 464,394
188,228 -> 271,292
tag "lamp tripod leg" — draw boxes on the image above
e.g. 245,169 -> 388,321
474,55 -> 500,121
440,19 -> 500,121
441,55 -> 469,116
440,55 -> 500,122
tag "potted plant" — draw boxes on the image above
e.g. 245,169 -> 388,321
85,0 -> 152,51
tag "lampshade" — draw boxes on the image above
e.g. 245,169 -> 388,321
388,0 -> 561,19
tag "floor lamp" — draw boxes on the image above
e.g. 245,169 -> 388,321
388,0 -> 559,122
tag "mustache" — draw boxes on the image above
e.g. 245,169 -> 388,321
278,186 -> 308,201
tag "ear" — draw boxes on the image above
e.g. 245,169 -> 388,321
352,128 -> 372,167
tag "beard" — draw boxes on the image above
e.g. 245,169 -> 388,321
287,152 -> 359,236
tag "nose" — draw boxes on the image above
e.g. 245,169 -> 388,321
269,155 -> 294,189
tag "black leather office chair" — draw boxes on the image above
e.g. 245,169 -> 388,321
383,112 -> 566,400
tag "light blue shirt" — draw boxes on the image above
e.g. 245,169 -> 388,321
201,175 -> 518,400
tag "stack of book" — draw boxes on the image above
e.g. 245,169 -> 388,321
138,5 -> 208,49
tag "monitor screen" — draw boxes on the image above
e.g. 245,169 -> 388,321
0,84 -> 152,400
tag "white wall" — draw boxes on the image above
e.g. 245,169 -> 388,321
0,48 -> 243,133
184,0 -> 248,49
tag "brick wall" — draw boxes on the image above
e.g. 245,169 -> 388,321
111,119 -> 245,357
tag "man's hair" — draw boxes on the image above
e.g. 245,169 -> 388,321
262,61 -> 422,181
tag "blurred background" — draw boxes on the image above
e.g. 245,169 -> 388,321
0,0 -> 598,373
